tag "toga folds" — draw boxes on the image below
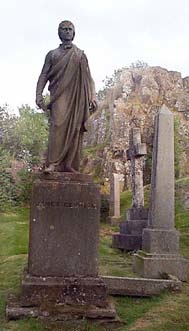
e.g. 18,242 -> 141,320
36,44 -> 95,170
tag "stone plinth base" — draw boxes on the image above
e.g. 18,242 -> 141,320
120,219 -> 148,235
20,273 -> 107,307
112,208 -> 148,251
6,272 -> 118,322
112,233 -> 142,251
126,208 -> 149,221
6,296 -> 117,323
133,251 -> 188,281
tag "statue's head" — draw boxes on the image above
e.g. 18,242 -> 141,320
58,20 -> 75,42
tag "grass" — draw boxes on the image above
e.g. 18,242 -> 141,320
99,230 -> 135,277
0,177 -> 189,330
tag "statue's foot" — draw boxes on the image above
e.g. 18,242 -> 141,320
63,165 -> 79,174
43,164 -> 56,173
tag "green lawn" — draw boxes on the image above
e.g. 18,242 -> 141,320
0,178 -> 189,331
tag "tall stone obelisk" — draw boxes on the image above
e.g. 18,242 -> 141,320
133,105 -> 187,281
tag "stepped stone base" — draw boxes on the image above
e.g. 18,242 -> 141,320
120,219 -> 148,235
20,273 -> 107,307
133,251 -> 188,281
7,273 -> 117,322
126,208 -> 149,221
112,208 -> 148,251
112,233 -> 142,251
6,296 -> 117,323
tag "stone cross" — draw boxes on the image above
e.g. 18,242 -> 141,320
126,128 -> 147,208
109,173 -> 121,223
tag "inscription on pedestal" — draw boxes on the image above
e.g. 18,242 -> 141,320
28,175 -> 100,277
35,201 -> 97,209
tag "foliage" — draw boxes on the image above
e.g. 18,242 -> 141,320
120,190 -> 132,218
144,146 -> 153,185
174,117 -> 184,178
100,195 -> 110,223
129,60 -> 149,69
0,105 -> 48,210
16,169 -> 36,204
141,116 -> 183,184
97,61 -> 148,101
0,146 -> 18,211
97,69 -> 122,101
0,105 -> 48,167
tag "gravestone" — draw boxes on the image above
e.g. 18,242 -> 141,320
6,173 -> 117,321
133,106 -> 187,280
112,128 -> 148,251
109,173 -> 121,224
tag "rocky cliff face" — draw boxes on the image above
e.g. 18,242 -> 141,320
82,66 -> 189,189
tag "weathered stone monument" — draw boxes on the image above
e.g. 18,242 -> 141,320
133,105 -> 187,280
109,173 -> 121,224
112,128 -> 148,251
7,173 -> 117,321
6,21 -> 117,322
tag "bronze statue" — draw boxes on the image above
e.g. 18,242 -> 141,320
36,20 -> 97,173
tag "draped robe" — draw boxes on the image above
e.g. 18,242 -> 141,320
36,44 -> 95,170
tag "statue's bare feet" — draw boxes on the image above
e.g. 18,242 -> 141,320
43,164 -> 56,173
63,165 -> 79,174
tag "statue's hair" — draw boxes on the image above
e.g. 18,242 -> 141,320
58,20 -> 75,40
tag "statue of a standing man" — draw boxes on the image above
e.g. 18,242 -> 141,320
36,20 -> 97,173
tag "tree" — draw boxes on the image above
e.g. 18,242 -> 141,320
0,104 -> 49,209
0,105 -> 48,168
16,105 -> 48,167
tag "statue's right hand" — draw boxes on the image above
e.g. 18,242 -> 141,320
36,97 -> 47,112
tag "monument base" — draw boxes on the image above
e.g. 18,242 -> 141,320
6,297 -> 117,323
112,233 -> 142,251
119,219 -> 148,234
6,173 -> 119,323
133,251 -> 187,281
20,272 -> 107,307
112,208 -> 148,251
7,273 -> 117,322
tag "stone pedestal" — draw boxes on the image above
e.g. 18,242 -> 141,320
7,173 -> 116,322
133,106 -> 188,281
112,207 -> 148,251
28,173 -> 99,277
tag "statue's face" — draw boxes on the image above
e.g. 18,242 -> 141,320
59,24 -> 74,42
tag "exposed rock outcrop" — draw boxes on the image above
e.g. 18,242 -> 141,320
83,66 -> 189,189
